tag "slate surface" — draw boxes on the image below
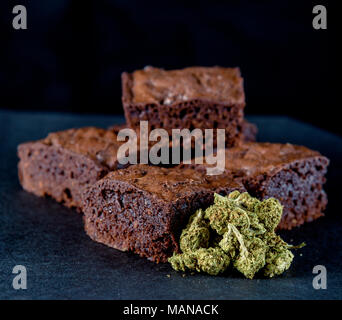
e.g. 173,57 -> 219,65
0,110 -> 341,300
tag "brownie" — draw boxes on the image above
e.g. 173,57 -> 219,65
82,164 -> 245,263
18,127 -> 126,210
122,66 -> 246,147
179,142 -> 329,230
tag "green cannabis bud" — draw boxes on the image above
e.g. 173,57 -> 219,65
179,209 -> 210,252
169,191 -> 305,279
169,248 -> 230,276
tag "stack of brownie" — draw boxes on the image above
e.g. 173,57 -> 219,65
18,66 -> 329,263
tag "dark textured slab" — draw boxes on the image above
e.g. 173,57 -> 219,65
0,110 -> 341,300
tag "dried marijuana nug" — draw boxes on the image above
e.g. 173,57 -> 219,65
169,191 -> 305,279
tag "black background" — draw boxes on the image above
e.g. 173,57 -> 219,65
0,0 -> 338,134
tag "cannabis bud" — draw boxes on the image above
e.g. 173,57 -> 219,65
169,191 -> 305,279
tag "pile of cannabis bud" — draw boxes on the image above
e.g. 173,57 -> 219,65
169,191 -> 305,279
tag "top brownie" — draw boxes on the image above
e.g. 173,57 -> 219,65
122,66 -> 247,147
125,66 -> 244,105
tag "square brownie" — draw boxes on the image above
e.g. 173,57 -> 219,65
18,127 -> 126,210
82,164 -> 245,263
179,142 -> 329,230
122,66 -> 246,147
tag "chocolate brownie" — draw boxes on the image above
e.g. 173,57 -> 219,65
82,164 -> 245,263
122,66 -> 246,147
18,127 -> 126,210
179,142 -> 329,230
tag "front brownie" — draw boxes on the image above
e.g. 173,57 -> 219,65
18,127 -> 125,210
122,66 -> 246,147
181,142 -> 329,230
82,164 -> 245,263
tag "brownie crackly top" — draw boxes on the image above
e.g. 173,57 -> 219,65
224,142 -> 329,177
42,127 -> 123,170
129,66 -> 245,105
101,165 -> 243,203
